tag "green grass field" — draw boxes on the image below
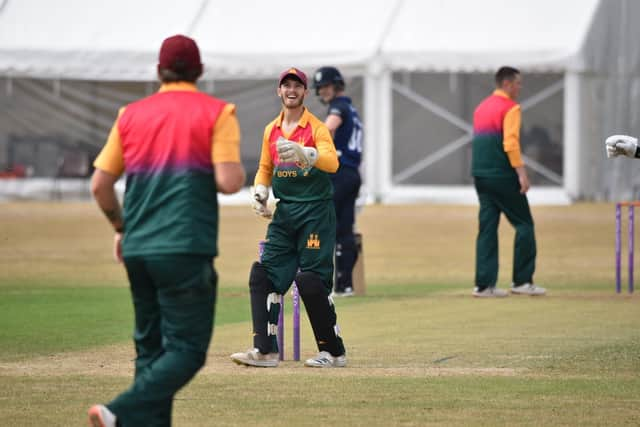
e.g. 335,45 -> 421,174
0,202 -> 638,426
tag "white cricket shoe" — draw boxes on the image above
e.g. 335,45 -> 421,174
230,348 -> 279,367
88,404 -> 116,427
511,283 -> 546,296
472,287 -> 509,298
331,287 -> 354,298
304,351 -> 347,368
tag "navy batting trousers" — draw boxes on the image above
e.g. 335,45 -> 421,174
331,165 -> 361,292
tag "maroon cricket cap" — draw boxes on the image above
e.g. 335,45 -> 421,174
158,34 -> 203,74
278,67 -> 308,88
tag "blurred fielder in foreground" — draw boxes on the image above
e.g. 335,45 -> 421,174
230,67 -> 348,368
89,35 -> 245,427
312,66 -> 363,297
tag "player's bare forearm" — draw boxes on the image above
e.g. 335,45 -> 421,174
102,205 -> 123,230
215,162 -> 246,194
91,169 -> 124,232
97,195 -> 124,232
514,166 -> 530,194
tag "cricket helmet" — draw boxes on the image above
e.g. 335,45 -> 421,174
312,66 -> 345,95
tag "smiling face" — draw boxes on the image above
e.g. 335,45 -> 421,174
278,76 -> 307,109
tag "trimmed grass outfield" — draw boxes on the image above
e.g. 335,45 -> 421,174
0,202 -> 638,426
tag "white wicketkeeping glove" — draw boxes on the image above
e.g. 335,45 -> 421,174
251,184 -> 272,219
276,137 -> 318,168
605,134 -> 638,158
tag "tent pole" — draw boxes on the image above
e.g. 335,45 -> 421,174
563,71 -> 581,200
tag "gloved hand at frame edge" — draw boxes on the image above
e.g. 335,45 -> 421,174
605,134 -> 638,158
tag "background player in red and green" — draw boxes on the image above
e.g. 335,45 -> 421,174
230,67 -> 348,368
471,66 -> 546,297
88,35 -> 245,427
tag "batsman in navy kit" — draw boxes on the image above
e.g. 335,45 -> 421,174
231,67 -> 347,368
313,66 -> 363,296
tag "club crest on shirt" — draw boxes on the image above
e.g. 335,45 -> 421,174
306,233 -> 320,249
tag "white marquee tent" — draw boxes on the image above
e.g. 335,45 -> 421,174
1,0 -> 638,203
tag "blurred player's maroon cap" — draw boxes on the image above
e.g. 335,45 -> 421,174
158,34 -> 203,74
279,67 -> 308,88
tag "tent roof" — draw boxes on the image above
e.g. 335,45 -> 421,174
0,0 -> 600,81
381,0 -> 600,73
0,0 -> 206,81
190,1 -> 398,79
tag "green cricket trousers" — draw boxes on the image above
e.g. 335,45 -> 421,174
474,176 -> 536,288
261,199 -> 336,293
108,254 -> 217,427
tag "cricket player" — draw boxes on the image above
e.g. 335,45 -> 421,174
230,67 -> 347,368
88,34 -> 245,426
471,66 -> 546,297
312,66 -> 363,297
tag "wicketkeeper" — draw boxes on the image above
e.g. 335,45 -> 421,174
230,67 -> 347,368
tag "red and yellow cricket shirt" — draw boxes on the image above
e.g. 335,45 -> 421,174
254,107 -> 338,202
94,82 -> 241,257
471,89 -> 524,178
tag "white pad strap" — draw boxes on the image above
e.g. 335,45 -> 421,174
268,323 -> 278,336
266,292 -> 279,310
266,292 -> 279,336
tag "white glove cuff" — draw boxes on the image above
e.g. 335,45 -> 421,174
253,184 -> 269,202
303,147 -> 318,166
